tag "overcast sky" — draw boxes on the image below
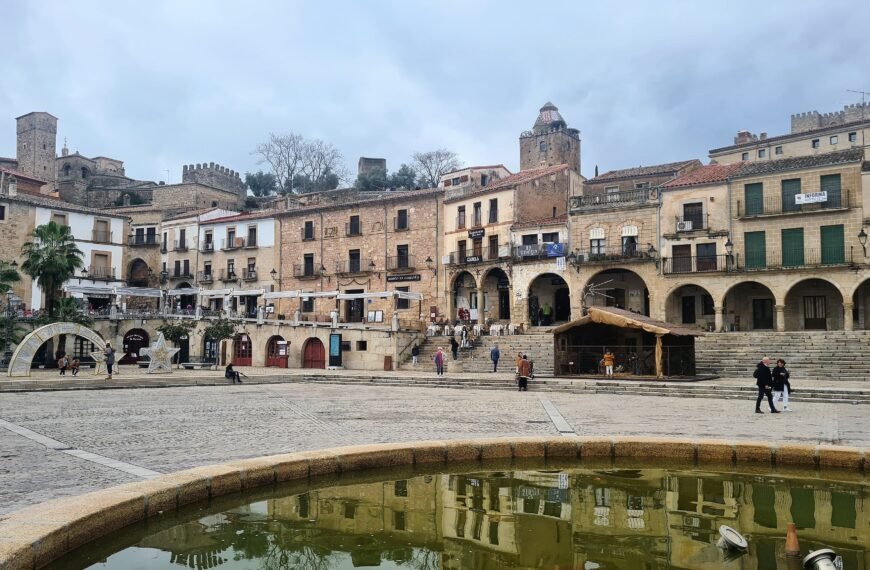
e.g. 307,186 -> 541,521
2,1 -> 868,184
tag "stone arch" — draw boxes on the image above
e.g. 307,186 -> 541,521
265,335 -> 288,368
721,280 -> 777,331
527,272 -> 571,325
8,322 -> 105,377
480,267 -> 511,321
850,277 -> 870,330
127,258 -> 151,287
783,277 -> 845,331
664,283 -> 716,329
580,268 -> 651,316
450,270 -> 479,322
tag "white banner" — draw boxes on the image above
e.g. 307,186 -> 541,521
795,191 -> 827,205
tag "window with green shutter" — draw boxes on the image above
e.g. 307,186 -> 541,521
781,228 -> 804,267
744,231 -> 766,269
820,224 -> 845,264
820,174 -> 842,209
781,179 -> 801,213
744,183 -> 763,216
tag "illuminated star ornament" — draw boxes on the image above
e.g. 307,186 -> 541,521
139,333 -> 180,374
90,350 -> 107,375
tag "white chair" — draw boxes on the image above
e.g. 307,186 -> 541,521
489,324 -> 502,336
473,324 -> 484,336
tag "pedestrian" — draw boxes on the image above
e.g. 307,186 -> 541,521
542,302 -> 553,325
517,354 -> 532,391
603,349 -> 615,377
754,356 -> 779,414
490,343 -> 500,373
460,325 -> 469,348
57,354 -> 69,376
225,362 -> 242,384
772,358 -> 792,412
70,358 -> 80,376
104,342 -> 115,380
515,352 -> 523,374
450,336 -> 459,360
536,306 -> 544,327
411,344 -> 420,366
434,347 -> 445,376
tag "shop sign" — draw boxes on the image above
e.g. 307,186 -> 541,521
468,228 -> 485,239
464,255 -> 482,263
386,274 -> 421,282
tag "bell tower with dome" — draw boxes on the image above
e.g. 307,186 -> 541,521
519,102 -> 581,174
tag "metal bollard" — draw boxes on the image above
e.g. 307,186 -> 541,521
803,549 -> 839,570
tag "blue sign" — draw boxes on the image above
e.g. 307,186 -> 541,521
329,333 -> 342,367
546,243 -> 565,257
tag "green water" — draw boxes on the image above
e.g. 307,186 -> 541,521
50,465 -> 868,569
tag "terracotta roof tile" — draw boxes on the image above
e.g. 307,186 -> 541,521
662,163 -> 743,189
202,210 -> 280,224
587,159 -> 700,183
511,214 -> 568,230
0,166 -> 48,184
730,148 -> 863,177
1,192 -> 128,218
486,164 -> 570,190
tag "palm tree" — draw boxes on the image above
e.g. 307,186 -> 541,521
21,222 -> 84,318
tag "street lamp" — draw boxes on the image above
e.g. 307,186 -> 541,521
725,237 -> 734,255
858,228 -> 867,257
270,268 -> 278,281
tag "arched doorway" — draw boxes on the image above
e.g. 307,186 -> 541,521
451,271 -> 478,323
266,335 -> 288,368
665,284 -> 715,329
482,268 -> 511,321
121,329 -> 150,364
127,258 -> 151,287
528,273 -> 570,326
584,269 -> 649,316
784,279 -> 843,331
852,279 -> 870,330
302,338 -> 325,369
233,334 -> 252,366
172,282 -> 196,314
722,281 -> 776,331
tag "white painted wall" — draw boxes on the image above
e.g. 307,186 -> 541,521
199,218 -> 276,247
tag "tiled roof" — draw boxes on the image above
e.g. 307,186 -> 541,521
587,159 -> 700,183
731,148 -> 863,178
202,210 -> 280,224
709,118 -> 869,154
1,192 -> 129,218
511,214 -> 568,230
279,187 -> 443,216
441,164 -> 510,177
487,164 -> 570,191
662,163 -> 743,189
0,166 -> 48,184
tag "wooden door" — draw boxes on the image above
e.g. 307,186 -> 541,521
803,296 -> 827,330
682,296 -> 696,324
752,299 -> 774,329
266,337 -> 288,368
233,336 -> 252,366
303,338 -> 325,369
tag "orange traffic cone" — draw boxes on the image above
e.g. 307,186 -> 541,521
785,522 -> 800,557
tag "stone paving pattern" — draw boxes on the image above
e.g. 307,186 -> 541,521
1,382 -> 868,515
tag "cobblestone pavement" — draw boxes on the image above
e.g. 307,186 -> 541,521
1,382 -> 868,514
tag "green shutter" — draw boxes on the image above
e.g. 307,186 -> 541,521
781,179 -> 801,212
744,231 -> 766,269
820,224 -> 845,264
820,174 -> 842,209
744,183 -> 763,216
781,228 -> 804,267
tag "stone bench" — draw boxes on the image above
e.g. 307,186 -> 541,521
182,362 -> 214,370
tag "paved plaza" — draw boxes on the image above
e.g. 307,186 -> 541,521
1,379 -> 868,516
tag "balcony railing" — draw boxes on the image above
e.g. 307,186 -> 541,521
335,259 -> 370,274
91,230 -> 112,243
393,216 -> 409,231
470,214 -> 483,228
569,189 -> 652,212
345,222 -> 362,237
445,245 -> 510,265
198,271 -> 213,283
242,268 -> 258,281
387,254 -> 415,271
741,247 -> 853,270
87,266 -> 116,281
200,242 -> 214,253
174,239 -> 188,252
512,243 -> 567,261
222,237 -> 245,250
293,264 -> 319,279
172,269 -> 194,279
737,190 -> 851,217
127,235 -> 159,246
456,215 -> 466,230
301,227 -> 315,241
570,246 -> 656,264
244,236 -> 258,248
219,269 -> 238,282
663,255 -> 734,274
674,215 -> 708,233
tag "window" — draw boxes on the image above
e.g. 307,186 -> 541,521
356,340 -> 368,351
204,231 -> 213,249
344,503 -> 356,519
488,235 -> 499,259
226,259 -> 235,278
247,226 -> 257,247
744,183 -> 763,216
247,257 -> 256,272
622,235 -> 638,256
542,232 -> 560,243
744,231 -> 767,269
457,206 -> 466,229
396,209 -> 408,230
340,340 -> 351,352
348,215 -> 360,236
480,173 -> 489,186
203,262 -> 212,276
472,202 -> 482,227
539,141 -> 548,152
183,259 -> 190,276
458,240 -> 467,260
174,260 -> 181,277
93,253 -> 110,279
472,237 -> 483,257
682,202 -> 704,229
811,139 -> 820,149
522,234 -> 538,246
348,249 -> 361,273
830,135 -> 838,145
781,178 -> 801,213
758,149 -> 766,158
162,231 -> 168,250
0,205 -> 5,220
781,228 -> 805,267
605,186 -> 620,201
303,220 -> 314,240
488,198 -> 498,223
590,238 -> 605,255
451,177 -> 460,186
820,224 -> 845,265
741,152 -> 749,161
634,182 -> 649,189
696,243 -> 717,271
93,219 -> 110,243
227,228 -> 236,247
394,511 -> 406,531
702,295 -> 715,316
396,244 -> 409,269
395,287 -> 410,310
848,132 -> 857,143
303,253 -> 314,276
301,297 -> 314,313
51,213 -> 67,226
775,146 -> 783,155
489,521 -> 500,545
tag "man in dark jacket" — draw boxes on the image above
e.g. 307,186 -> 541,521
753,357 -> 779,414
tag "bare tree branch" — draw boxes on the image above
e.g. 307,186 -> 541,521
411,149 -> 462,189
254,133 -> 349,194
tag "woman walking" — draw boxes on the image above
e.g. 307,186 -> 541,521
434,347 -> 445,376
772,359 -> 792,412
104,342 -> 116,381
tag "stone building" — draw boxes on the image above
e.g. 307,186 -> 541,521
709,102 -> 870,164
0,165 -> 47,196
439,165 -> 511,190
519,102 -> 581,173
583,159 -> 701,196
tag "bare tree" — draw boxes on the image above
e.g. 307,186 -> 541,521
254,133 -> 305,193
299,139 -> 350,189
411,149 -> 462,189
254,133 -> 350,194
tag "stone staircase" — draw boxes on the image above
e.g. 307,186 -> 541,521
400,332 -> 555,375
695,331 -> 870,381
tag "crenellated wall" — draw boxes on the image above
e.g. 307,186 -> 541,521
182,162 -> 246,197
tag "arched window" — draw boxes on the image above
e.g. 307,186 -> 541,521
63,164 -> 71,176
81,167 -> 89,179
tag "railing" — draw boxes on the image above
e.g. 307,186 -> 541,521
456,215 -> 466,230
174,239 -> 188,252
393,217 -> 409,231
512,243 -> 566,262
387,254 -> 415,271
471,214 -> 483,228
674,215 -> 708,232
172,269 -> 194,279
741,247 -> 852,270
219,269 -> 237,282
569,189 -> 651,212
737,190 -> 851,217
345,222 -> 362,236
244,236 -> 258,248
87,266 -> 116,280
200,242 -> 214,253
160,242 -> 168,253
301,227 -> 315,241
293,264 -> 318,278
127,235 -> 159,246
335,259 -> 370,274
91,230 -> 112,243
222,237 -> 245,250
571,246 -> 655,264
198,271 -> 213,283
242,268 -> 258,281
663,254 -> 733,274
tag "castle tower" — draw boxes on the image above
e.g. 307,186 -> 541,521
16,112 -> 57,182
519,102 -> 580,173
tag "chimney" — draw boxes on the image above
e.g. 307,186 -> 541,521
759,132 -> 767,140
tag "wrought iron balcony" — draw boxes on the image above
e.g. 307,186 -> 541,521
673,215 -> 708,233
172,269 -> 194,279
335,259 -> 371,274
293,264 -> 319,279
393,216 -> 410,231
740,247 -> 853,271
568,246 -> 656,265
737,189 -> 852,217
219,269 -> 237,282
174,239 -> 188,252
300,227 -> 316,241
86,266 -> 116,281
222,237 -> 245,250
244,236 -> 258,248
387,254 -> 416,271
345,222 -> 362,237
663,254 -> 734,274
200,242 -> 214,253
569,189 -> 652,212
512,243 -> 567,262
242,268 -> 258,281
198,271 -> 213,283
127,235 -> 159,246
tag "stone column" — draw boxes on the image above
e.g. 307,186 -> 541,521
775,304 -> 785,332
714,306 -> 724,332
476,289 -> 485,324
843,302 -> 854,331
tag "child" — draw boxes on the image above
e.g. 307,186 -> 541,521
603,350 -> 615,377
70,358 -> 80,376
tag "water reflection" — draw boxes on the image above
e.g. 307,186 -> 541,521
65,467 -> 868,569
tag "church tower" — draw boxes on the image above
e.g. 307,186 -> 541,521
16,112 -> 58,183
519,102 -> 580,174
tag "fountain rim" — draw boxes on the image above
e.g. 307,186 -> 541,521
0,436 -> 866,569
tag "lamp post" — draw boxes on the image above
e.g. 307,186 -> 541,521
858,228 -> 867,257
725,237 -> 734,270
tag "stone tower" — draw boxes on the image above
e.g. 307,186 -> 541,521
519,102 -> 580,173
16,112 -> 57,183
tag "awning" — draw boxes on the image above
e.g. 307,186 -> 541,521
63,285 -> 114,297
199,289 -> 233,298
336,291 -> 392,300
550,306 -> 703,337
231,289 -> 265,297
167,288 -> 199,296
396,291 -> 424,301
300,290 -> 339,299
114,287 -> 162,298
263,290 -> 301,300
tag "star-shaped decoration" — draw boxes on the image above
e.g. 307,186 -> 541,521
90,350 -> 107,375
139,333 -> 180,374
